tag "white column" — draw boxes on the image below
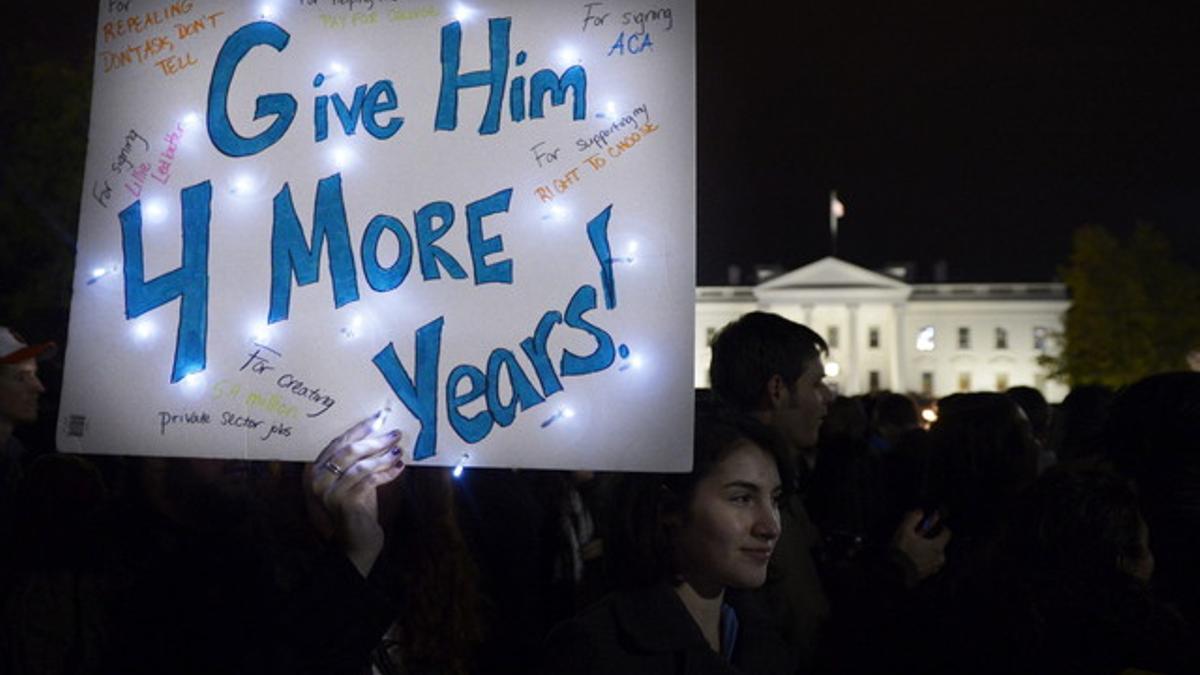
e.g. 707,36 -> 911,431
801,303 -> 814,328
846,302 -> 860,394
889,302 -> 905,393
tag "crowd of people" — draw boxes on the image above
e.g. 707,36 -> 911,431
1,315 -> 1197,674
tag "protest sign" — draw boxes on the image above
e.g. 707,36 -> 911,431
59,0 -> 695,470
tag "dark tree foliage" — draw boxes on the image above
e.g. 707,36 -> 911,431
1043,224 -> 1200,388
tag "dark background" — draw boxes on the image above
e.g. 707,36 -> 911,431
696,0 -> 1200,283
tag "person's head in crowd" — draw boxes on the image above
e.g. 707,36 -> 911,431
928,392 -> 1039,539
1000,467 -> 1153,586
606,401 -> 786,596
1049,383 -> 1113,463
820,395 -> 869,446
1004,386 -> 1051,447
0,326 -> 55,444
870,391 -> 920,447
708,311 -> 832,451
1105,372 -> 1200,486
138,457 -> 256,530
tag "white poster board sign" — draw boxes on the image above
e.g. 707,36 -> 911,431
59,0 -> 695,470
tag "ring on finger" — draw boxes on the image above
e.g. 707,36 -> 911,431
322,460 -> 346,477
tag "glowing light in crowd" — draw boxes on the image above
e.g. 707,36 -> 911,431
824,361 -> 841,378
921,408 -> 938,424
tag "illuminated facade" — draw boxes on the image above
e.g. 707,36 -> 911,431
695,257 -> 1070,402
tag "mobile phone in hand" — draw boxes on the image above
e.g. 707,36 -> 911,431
916,509 -> 943,538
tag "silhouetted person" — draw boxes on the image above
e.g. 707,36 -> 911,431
1105,371 -> 1200,626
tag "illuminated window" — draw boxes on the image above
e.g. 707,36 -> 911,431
868,327 -> 880,349
1033,326 -> 1048,352
958,327 -> 971,349
827,326 -> 839,348
958,372 -> 972,392
996,372 -> 1009,391
916,326 -> 935,352
995,327 -> 1008,350
921,372 -> 934,396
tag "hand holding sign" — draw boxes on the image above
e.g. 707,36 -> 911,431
305,410 -> 405,577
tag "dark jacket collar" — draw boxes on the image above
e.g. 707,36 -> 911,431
611,584 -> 711,655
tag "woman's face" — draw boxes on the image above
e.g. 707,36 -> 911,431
671,441 -> 783,595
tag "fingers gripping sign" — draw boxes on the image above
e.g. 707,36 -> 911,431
305,409 -> 406,577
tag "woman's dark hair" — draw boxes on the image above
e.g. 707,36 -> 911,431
949,468 -> 1199,675
603,398 -> 788,590
998,467 -> 1147,587
373,468 -> 483,675
926,392 -> 1039,539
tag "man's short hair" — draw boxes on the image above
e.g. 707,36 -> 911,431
709,311 -> 828,412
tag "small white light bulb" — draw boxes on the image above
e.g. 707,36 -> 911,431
331,146 -> 353,169
232,175 -> 254,195
452,452 -> 470,478
143,199 -> 167,222
558,47 -> 579,66
251,323 -> 271,343
133,320 -> 155,341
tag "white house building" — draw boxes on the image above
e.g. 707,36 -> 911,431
695,257 -> 1070,402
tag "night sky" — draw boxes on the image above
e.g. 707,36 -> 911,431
697,1 -> 1200,284
7,2 -> 1200,285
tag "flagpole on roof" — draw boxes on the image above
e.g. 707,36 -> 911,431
830,190 -> 845,258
